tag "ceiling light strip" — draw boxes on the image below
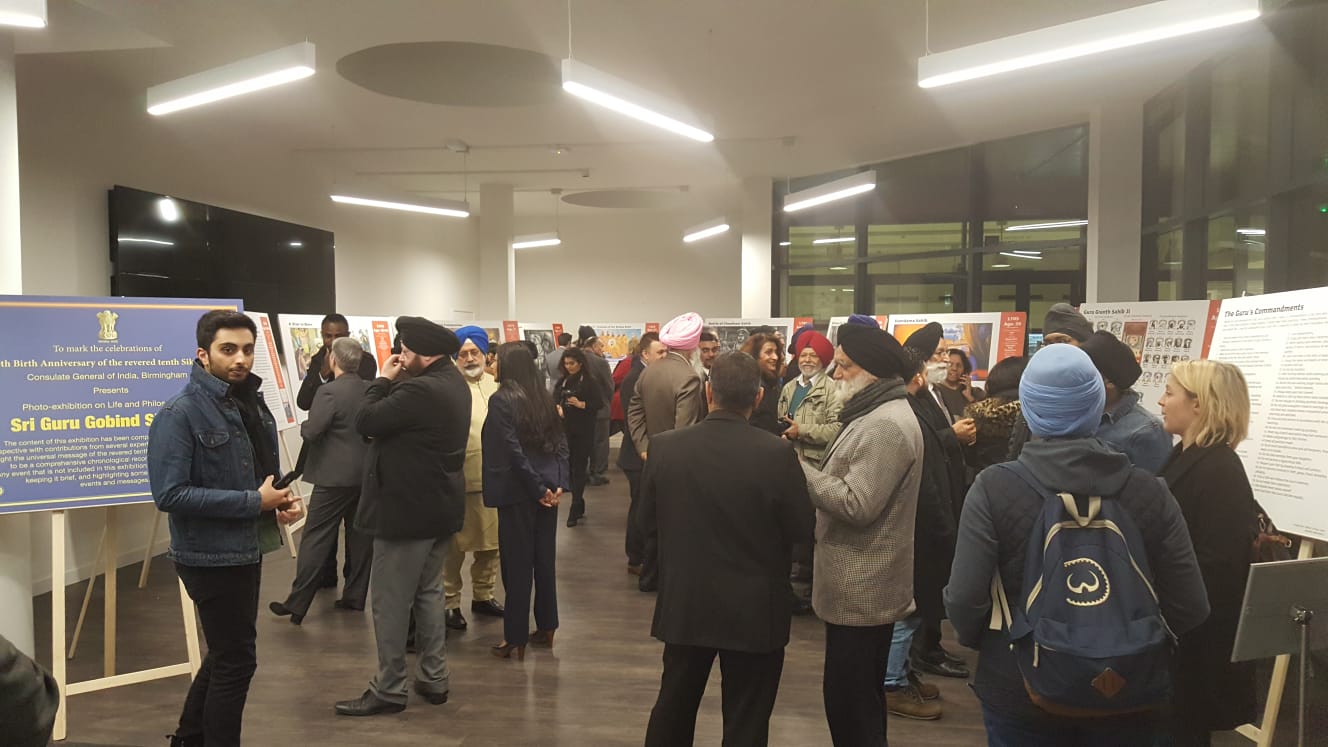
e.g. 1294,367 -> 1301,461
1000,252 -> 1043,260
512,232 -> 563,250
330,194 -> 470,218
918,0 -> 1260,88
0,0 -> 44,28
147,42 -> 316,116
783,171 -> 876,213
1004,220 -> 1089,232
561,58 -> 714,143
683,217 -> 730,243
812,237 -> 856,245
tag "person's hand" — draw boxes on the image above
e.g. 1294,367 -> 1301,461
952,417 -> 977,446
319,351 -> 333,380
556,404 -> 565,419
640,451 -> 647,461
539,488 -> 563,508
276,498 -> 304,525
781,417 -> 801,440
568,396 -> 585,409
381,353 -> 404,381
258,475 -> 293,511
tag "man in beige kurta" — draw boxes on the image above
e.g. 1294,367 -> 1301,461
443,332 -> 502,630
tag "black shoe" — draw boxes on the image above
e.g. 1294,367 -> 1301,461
588,475 -> 609,486
412,682 -> 449,705
471,598 -> 505,617
935,646 -> 965,667
445,609 -> 468,631
335,690 -> 405,717
638,580 -> 658,593
268,601 -> 304,625
334,599 -> 364,611
791,597 -> 814,616
166,733 -> 204,747
911,653 -> 970,679
566,515 -> 582,527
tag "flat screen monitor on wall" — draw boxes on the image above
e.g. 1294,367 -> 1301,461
108,185 -> 335,315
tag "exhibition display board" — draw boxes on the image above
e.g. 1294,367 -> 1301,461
0,296 -> 241,515
885,312 -> 1026,385
276,313 -> 396,423
827,315 -> 889,344
519,322 -> 565,359
1207,287 -> 1328,544
244,312 -> 297,431
706,318 -> 796,353
1079,300 -> 1221,419
575,321 -> 651,362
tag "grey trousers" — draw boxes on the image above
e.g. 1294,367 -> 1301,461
369,535 -> 452,704
282,485 -> 371,616
591,411 -> 610,477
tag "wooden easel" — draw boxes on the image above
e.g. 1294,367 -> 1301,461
1235,538 -> 1318,747
51,506 -> 201,742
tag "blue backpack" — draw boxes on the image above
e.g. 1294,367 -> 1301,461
991,462 -> 1175,717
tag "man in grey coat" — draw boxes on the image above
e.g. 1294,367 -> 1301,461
269,337 -> 372,622
544,332 -> 571,393
800,324 -> 923,747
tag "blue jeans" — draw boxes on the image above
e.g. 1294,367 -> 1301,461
981,704 -> 1159,746
883,613 -> 920,688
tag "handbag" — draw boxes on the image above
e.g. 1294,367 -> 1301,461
1251,499 -> 1294,563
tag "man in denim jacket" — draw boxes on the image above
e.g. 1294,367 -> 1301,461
1080,330 -> 1174,474
148,310 -> 302,747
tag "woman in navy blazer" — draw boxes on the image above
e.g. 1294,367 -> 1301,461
482,342 -> 570,659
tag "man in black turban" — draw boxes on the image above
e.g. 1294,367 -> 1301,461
1079,330 -> 1172,473
336,317 -> 470,717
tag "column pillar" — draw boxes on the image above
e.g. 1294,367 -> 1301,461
0,31 -> 35,657
1086,100 -> 1144,304
477,183 -> 515,320
740,176 -> 773,317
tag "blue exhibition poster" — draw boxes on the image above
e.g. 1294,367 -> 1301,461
0,296 -> 241,514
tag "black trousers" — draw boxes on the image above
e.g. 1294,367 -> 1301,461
497,500 -> 559,646
824,622 -> 895,747
566,429 -> 592,518
174,562 -> 262,747
283,485 -> 372,615
645,643 -> 785,747
624,468 -> 643,565
318,515 -> 352,584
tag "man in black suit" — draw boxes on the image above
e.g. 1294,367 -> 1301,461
334,317 -> 470,717
295,313 -> 380,589
641,352 -> 815,746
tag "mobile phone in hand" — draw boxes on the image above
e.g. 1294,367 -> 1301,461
273,470 -> 301,490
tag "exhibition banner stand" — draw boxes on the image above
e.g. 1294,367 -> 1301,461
1203,287 -> 1328,747
706,318 -> 796,354
518,322 -> 564,360
276,313 -> 396,424
0,295 -> 236,741
575,321 -> 649,364
886,312 -> 1026,385
1078,300 -> 1221,419
827,315 -> 889,344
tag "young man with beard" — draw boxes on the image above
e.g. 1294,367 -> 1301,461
336,317 -> 470,717
149,310 -> 302,747
800,324 -> 923,747
697,331 -> 721,379
441,326 -> 504,632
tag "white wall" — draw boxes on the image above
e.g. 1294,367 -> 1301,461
513,210 -> 742,323
14,55 -> 480,592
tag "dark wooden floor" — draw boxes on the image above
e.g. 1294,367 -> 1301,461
31,463 -> 1313,746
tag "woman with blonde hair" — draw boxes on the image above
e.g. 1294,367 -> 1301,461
1157,360 -> 1258,746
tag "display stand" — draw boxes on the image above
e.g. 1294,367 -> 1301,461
50,507 -> 201,742
1235,539 -> 1319,747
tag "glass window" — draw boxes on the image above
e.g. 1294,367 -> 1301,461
872,282 -> 957,315
1287,184 -> 1328,291
786,265 -> 857,319
1148,229 -> 1184,301
1204,208 -> 1266,300
982,126 -> 1089,220
786,225 -> 857,266
1143,93 -> 1186,226
981,283 -> 1018,312
867,222 -> 965,257
1029,283 -> 1075,330
1207,51 -> 1270,207
866,150 -> 971,224
1287,4 -> 1328,185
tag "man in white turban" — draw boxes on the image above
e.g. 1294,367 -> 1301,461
627,312 -> 706,592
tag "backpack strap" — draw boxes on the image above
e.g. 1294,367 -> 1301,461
989,570 -> 1014,631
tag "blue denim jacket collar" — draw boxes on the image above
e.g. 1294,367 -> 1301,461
186,358 -> 264,403
1102,389 -> 1141,425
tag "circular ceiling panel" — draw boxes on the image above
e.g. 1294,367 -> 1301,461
337,42 -> 559,107
562,190 -> 685,209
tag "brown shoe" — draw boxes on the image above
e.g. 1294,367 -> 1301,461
885,685 -> 942,720
627,564 -> 642,576
908,670 -> 940,701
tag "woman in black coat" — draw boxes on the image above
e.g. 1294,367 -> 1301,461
482,343 -> 569,660
740,332 -> 785,435
554,346 -> 603,527
1157,360 -> 1258,745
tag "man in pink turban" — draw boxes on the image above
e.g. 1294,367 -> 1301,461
626,312 -> 707,591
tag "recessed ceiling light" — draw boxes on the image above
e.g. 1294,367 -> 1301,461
157,197 -> 180,223
991,263 -> 1011,268
778,241 -> 791,246
147,42 -> 316,116
1235,227 -> 1266,236
813,237 -> 855,245
829,266 -> 849,271
288,240 -> 303,247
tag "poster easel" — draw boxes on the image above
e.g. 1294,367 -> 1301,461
51,506 -> 201,742
1236,539 -> 1318,747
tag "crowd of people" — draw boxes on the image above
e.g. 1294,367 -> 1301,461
117,301 -> 1267,747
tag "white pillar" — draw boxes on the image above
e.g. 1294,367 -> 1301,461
740,176 -> 773,317
477,183 -> 515,320
1086,100 -> 1144,304
0,31 -> 35,658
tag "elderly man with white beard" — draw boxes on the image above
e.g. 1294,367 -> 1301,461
799,324 -> 924,747
441,326 -> 504,632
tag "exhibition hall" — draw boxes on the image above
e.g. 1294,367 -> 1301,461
1,1 -> 1327,745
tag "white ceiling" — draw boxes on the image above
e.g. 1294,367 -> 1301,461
15,0 -> 1268,215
